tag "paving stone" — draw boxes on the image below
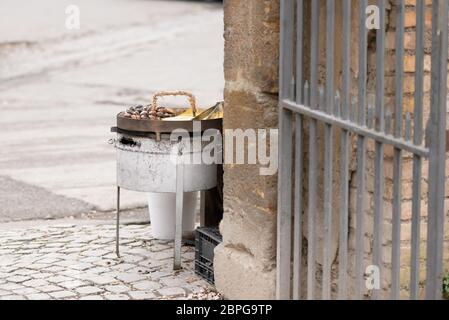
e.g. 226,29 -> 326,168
59,280 -> 88,289
79,295 -> 104,300
122,255 -> 145,263
45,266 -> 66,272
151,250 -> 175,261
49,291 -> 77,299
12,269 -> 38,276
76,286 -> 103,295
22,279 -> 50,287
186,285 -> 207,294
0,282 -> 24,291
7,275 -> 31,283
91,259 -> 117,267
0,295 -> 27,300
46,275 -> 73,283
87,267 -> 110,274
78,274 -> 117,285
128,291 -> 157,300
37,258 -> 61,264
28,263 -> 52,269
133,280 -> 161,291
0,272 -> 11,279
0,290 -> 11,296
104,284 -> 130,293
12,287 -> 39,295
116,273 -> 147,283
82,249 -> 109,257
31,272 -> 54,279
68,262 -> 93,271
26,293 -> 51,300
103,293 -> 130,300
40,285 -> 63,293
157,287 -> 186,297
110,263 -> 136,272
160,278 -> 189,287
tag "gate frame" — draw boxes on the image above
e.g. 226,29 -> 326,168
277,0 -> 448,300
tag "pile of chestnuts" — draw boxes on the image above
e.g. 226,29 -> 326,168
122,105 -> 179,120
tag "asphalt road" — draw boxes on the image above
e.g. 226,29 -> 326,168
0,0 -> 224,222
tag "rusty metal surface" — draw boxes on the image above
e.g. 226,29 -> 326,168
117,112 -> 222,134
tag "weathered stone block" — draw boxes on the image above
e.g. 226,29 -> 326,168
214,246 -> 276,300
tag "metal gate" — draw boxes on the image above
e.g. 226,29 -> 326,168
277,0 -> 448,300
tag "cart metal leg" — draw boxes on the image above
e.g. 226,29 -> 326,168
200,190 -> 206,227
116,186 -> 121,258
174,151 -> 184,270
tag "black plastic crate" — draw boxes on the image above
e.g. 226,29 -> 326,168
195,227 -> 222,284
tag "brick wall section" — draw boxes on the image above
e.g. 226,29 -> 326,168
347,0 -> 449,299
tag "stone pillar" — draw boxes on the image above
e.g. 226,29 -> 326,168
214,0 -> 280,300
215,0 -> 449,300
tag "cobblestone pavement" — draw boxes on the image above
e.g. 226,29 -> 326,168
0,223 -> 221,300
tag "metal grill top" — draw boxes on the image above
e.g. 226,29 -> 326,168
116,112 -> 222,134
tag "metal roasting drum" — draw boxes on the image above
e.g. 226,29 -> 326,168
111,92 -> 222,270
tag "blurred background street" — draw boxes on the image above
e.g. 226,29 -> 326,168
0,0 -> 224,222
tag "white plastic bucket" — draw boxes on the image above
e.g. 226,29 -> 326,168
148,192 -> 198,240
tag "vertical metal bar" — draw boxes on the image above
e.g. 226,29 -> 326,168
410,0 -> 426,300
355,136 -> 366,300
358,0 -> 368,126
410,163 -> 422,300
385,111 -> 393,136
391,148 -> 402,299
339,112 -> 350,299
339,127 -> 350,299
372,0 -> 386,299
372,0 -> 386,300
394,0 -> 405,138
319,87 -> 325,111
200,190 -> 206,227
413,0 -> 425,147
373,145 -> 384,300
116,186 -> 121,258
174,148 -> 184,270
306,0 -> 320,300
276,0 -> 294,300
391,0 -> 405,301
280,0 -> 295,101
376,0 -> 386,133
310,0 -> 320,110
351,97 -> 357,124
322,0 -> 335,300
307,119 -> 317,300
406,113 -> 412,141
368,106 -> 375,129
296,0 -> 304,104
342,0 -> 351,122
355,0 -> 368,300
293,1 -> 304,300
426,0 -> 448,300
292,120 -> 302,283
293,114 -> 303,300
338,0 -> 351,300
326,0 -> 335,114
322,121 -> 333,300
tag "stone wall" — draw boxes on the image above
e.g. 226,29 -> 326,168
214,0 -> 280,300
